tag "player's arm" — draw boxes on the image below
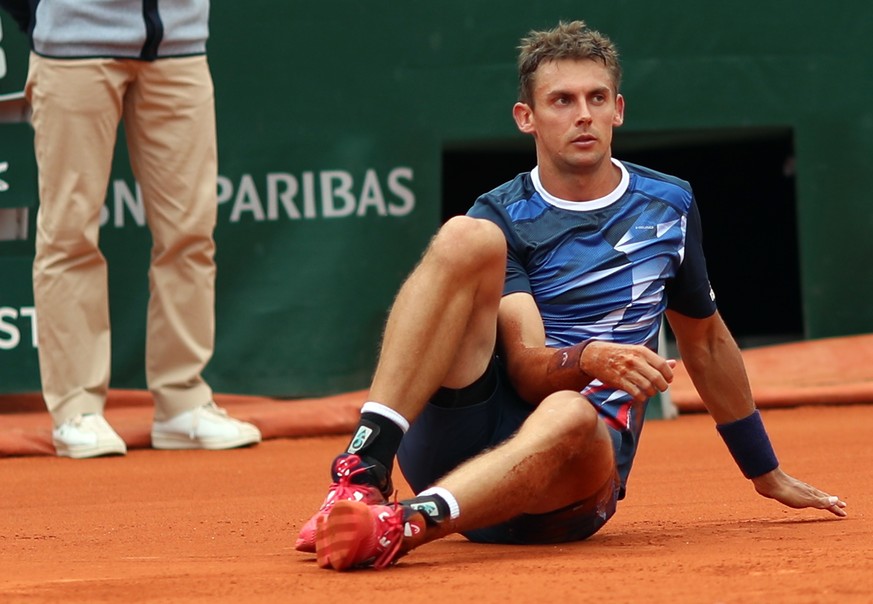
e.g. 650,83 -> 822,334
666,309 -> 846,517
497,292 -> 674,405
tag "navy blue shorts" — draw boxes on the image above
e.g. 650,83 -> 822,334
397,357 -> 620,545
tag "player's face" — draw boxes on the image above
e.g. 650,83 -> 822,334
513,59 -> 624,177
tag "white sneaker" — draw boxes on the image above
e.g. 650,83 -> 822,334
151,402 -> 262,450
52,413 -> 127,459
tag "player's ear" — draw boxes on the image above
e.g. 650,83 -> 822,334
613,94 -> 625,127
513,102 -> 535,134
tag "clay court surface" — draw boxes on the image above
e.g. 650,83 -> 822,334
2,402 -> 870,604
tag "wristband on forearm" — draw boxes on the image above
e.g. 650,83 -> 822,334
547,339 -> 593,376
715,410 -> 779,479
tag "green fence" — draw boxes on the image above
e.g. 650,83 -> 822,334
2,2 -> 872,397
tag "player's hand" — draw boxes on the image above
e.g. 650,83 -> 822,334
751,467 -> 847,517
581,341 -> 675,403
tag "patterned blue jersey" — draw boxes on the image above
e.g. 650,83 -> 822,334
467,159 -> 716,490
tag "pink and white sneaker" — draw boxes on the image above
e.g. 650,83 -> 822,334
315,500 -> 426,571
295,454 -> 391,553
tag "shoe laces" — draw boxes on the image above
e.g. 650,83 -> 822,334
186,402 -> 229,438
200,401 -> 228,418
61,413 -> 92,431
329,455 -> 379,502
373,495 -> 406,570
334,454 -> 368,481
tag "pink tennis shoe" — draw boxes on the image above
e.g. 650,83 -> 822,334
295,454 -> 391,553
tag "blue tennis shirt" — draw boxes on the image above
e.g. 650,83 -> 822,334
468,159 -> 717,490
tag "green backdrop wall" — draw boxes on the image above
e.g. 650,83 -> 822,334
1,1 -> 871,397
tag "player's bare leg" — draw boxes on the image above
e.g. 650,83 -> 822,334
314,390 -> 618,570
369,215 -> 508,419
297,216 -> 509,553
412,389 -> 617,544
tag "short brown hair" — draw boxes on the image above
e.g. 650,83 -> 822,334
517,20 -> 622,105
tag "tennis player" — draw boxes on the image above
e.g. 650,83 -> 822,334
297,20 -> 847,571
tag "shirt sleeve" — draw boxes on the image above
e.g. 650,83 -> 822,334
665,196 -> 718,318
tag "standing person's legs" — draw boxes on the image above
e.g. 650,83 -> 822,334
26,55 -> 130,425
122,56 -> 217,421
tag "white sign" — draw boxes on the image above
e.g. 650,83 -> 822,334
0,306 -> 37,350
0,17 -> 7,80
100,166 -> 416,228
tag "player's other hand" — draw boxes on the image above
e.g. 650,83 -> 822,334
581,341 -> 675,403
751,467 -> 847,517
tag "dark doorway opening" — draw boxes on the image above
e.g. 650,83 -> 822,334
441,130 -> 803,345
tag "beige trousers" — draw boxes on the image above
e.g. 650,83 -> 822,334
26,53 -> 217,425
